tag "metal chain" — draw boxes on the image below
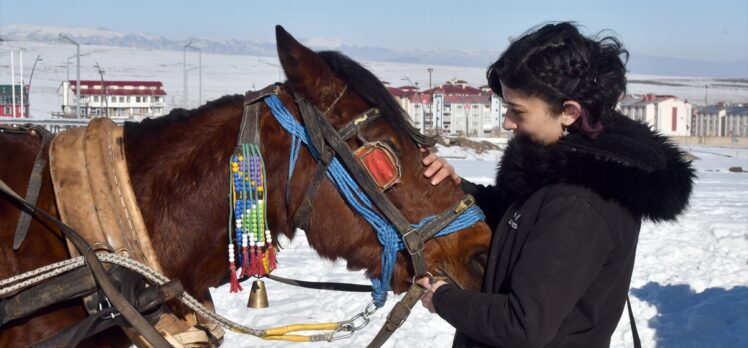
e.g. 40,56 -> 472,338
330,301 -> 379,341
0,253 -> 378,342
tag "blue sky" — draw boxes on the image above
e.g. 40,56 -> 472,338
1,0 -> 746,62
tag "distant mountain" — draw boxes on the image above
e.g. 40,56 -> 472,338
2,24 -> 745,78
0,24 -> 278,56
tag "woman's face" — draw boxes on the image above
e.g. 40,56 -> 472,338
500,81 -> 564,145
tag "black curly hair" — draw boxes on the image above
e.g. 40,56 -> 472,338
487,22 -> 629,138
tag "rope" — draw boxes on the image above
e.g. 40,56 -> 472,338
0,257 -> 83,295
265,95 -> 485,307
0,253 -> 346,342
286,134 -> 302,204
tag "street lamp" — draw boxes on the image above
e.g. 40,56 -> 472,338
25,54 -> 42,117
94,62 -> 108,117
401,75 -> 416,88
66,53 -> 90,81
59,34 -> 81,118
186,44 -> 202,106
183,41 -> 193,108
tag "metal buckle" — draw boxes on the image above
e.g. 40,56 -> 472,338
412,272 -> 435,289
402,229 -> 424,256
353,114 -> 369,126
97,296 -> 121,320
454,196 -> 474,214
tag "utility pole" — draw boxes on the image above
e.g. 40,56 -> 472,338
183,41 -> 193,108
186,45 -> 202,106
704,84 -> 709,105
427,68 -> 433,89
196,46 -> 202,106
19,50 -> 24,117
59,34 -> 81,118
95,62 -> 107,117
10,51 -> 16,118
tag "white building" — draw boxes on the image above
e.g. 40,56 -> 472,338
619,94 -> 691,136
389,81 -> 504,137
692,105 -> 726,136
59,80 -> 167,120
724,106 -> 748,137
692,104 -> 748,137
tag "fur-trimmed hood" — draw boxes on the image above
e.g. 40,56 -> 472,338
496,113 -> 696,222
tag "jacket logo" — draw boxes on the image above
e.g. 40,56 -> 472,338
507,211 -> 522,230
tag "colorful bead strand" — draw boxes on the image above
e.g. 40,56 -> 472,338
227,161 -> 242,293
229,143 -> 276,284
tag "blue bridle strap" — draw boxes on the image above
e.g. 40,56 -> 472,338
265,94 -> 485,307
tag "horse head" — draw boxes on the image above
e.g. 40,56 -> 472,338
263,26 -> 491,294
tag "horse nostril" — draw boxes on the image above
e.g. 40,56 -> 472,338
470,252 -> 488,276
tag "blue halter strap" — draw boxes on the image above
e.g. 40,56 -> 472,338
265,94 -> 485,307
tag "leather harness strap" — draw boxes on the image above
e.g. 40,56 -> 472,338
367,284 -> 427,348
299,98 -> 478,275
293,93 -> 429,275
0,125 -> 53,250
238,83 -> 282,146
291,93 -> 381,230
47,118 -> 224,347
0,179 -> 172,348
264,273 -> 372,292
292,148 -> 333,230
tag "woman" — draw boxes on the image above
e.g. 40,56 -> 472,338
418,22 -> 695,347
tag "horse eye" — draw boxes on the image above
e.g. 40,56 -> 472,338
382,139 -> 401,157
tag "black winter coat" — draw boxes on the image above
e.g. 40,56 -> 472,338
432,114 -> 695,347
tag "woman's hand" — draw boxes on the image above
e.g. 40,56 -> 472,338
421,148 -> 461,185
416,277 -> 448,313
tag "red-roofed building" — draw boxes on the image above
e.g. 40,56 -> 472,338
388,80 -> 506,137
59,80 -> 167,119
423,83 -> 482,96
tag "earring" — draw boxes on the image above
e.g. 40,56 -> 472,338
562,125 -> 569,137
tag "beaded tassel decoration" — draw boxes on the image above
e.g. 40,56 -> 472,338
228,143 -> 276,293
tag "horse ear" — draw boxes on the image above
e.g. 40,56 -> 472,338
275,25 -> 342,105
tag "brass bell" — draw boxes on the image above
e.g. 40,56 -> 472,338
247,279 -> 269,308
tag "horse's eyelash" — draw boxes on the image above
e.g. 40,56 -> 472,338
383,140 -> 402,156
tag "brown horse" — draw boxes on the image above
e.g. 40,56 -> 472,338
0,26 -> 491,347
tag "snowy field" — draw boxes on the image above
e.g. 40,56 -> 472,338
209,145 -> 748,348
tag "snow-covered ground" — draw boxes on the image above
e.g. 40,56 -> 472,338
209,145 -> 748,348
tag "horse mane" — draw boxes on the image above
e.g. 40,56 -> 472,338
123,94 -> 244,140
318,51 -> 436,147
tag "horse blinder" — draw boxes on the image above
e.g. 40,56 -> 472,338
353,141 -> 401,192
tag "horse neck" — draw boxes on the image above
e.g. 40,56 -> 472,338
123,97 -> 244,296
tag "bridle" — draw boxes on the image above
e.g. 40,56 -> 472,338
240,84 -> 484,346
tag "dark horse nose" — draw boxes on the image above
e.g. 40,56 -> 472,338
470,252 -> 488,277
